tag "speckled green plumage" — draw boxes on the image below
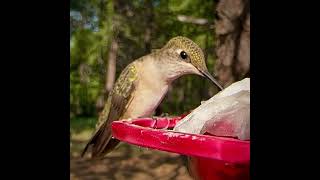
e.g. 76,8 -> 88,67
98,36 -> 204,127
82,36 -> 213,158
95,37 -> 205,132
95,63 -> 138,131
82,63 -> 138,158
163,36 -> 207,71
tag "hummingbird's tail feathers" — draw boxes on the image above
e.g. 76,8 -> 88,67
80,126 -> 103,158
81,135 -> 94,157
81,121 -> 117,159
102,138 -> 120,155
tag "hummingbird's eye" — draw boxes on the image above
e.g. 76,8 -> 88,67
180,51 -> 188,59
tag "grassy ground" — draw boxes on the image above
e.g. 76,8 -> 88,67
70,117 -> 192,180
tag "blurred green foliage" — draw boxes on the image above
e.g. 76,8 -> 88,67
70,0 -> 219,120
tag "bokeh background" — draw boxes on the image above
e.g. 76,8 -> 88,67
70,0 -> 250,179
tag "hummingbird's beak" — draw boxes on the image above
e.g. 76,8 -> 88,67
199,69 -> 224,91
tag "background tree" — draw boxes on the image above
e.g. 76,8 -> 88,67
214,0 -> 250,87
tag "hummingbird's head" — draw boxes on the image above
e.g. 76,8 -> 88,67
156,36 -> 223,90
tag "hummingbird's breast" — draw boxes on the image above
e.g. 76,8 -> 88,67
122,82 -> 169,119
121,59 -> 169,119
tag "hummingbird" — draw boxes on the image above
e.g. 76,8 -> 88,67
81,36 -> 223,159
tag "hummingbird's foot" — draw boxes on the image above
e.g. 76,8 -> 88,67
151,116 -> 170,130
151,116 -> 159,129
159,112 -> 169,117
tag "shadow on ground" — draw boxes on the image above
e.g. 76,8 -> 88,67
70,117 -> 193,180
70,139 -> 193,180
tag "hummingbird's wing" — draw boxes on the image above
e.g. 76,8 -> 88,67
81,63 -> 138,158
96,63 -> 138,130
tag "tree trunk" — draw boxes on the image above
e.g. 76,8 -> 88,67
143,0 -> 154,54
214,0 -> 250,87
105,0 -> 125,93
96,0 -> 120,114
105,38 -> 118,92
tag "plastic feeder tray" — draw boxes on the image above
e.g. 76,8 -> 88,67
111,116 -> 250,180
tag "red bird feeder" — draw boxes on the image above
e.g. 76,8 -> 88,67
111,116 -> 250,180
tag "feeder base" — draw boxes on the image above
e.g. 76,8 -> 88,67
187,157 -> 249,180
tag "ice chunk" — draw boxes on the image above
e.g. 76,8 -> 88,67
173,78 -> 250,140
